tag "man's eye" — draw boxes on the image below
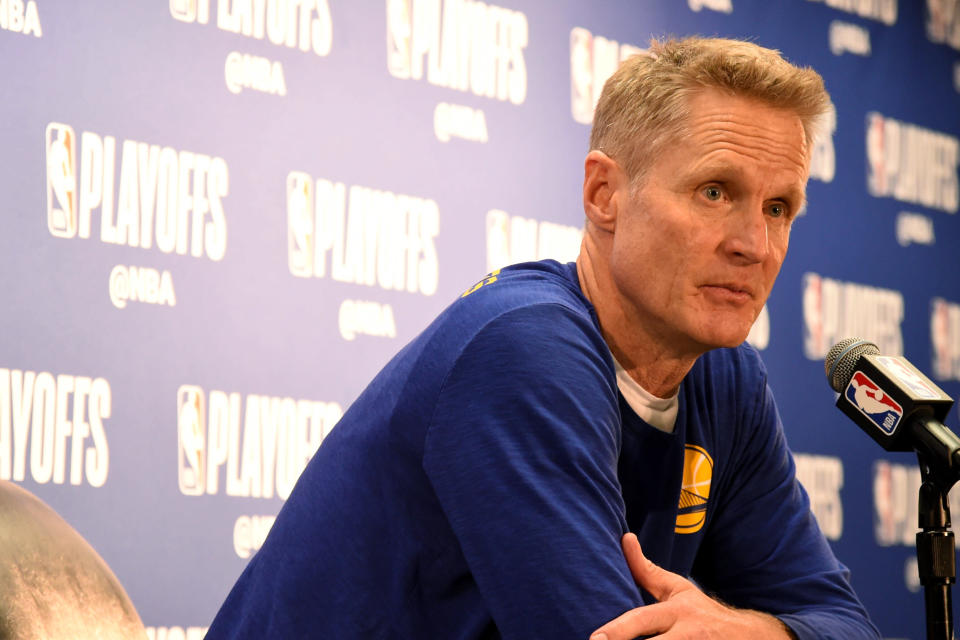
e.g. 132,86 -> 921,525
703,185 -> 723,201
767,203 -> 787,218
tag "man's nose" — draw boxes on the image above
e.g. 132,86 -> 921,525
724,204 -> 769,264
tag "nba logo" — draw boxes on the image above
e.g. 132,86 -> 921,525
178,385 -> 206,496
876,355 -> 940,400
802,272 -> 824,359
932,298 -> 952,379
45,122 -> 77,239
486,209 -> 510,273
570,28 -> 594,125
845,371 -> 903,435
287,172 -> 314,278
872,460 -> 896,545
169,0 -> 208,23
387,0 -> 412,79
865,112 -> 887,196
169,0 -> 195,21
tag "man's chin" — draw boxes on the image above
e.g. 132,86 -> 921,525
693,324 -> 752,351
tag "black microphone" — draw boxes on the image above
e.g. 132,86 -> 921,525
825,337 -> 959,482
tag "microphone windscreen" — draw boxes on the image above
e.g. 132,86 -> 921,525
825,338 -> 880,392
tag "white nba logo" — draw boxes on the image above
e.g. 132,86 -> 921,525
386,0 -> 412,79
170,0 -> 197,22
802,273 -> 825,359
485,209 -> 511,273
570,28 -> 594,125
45,122 -> 77,239
932,298 -> 954,380
178,385 -> 206,496
865,112 -> 888,196
287,172 -> 314,278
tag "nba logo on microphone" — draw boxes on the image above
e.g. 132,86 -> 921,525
45,122 -> 77,238
845,371 -> 903,435
178,385 -> 206,496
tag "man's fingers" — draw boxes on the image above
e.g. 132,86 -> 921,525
593,535 -> 797,640
620,533 -> 647,585
621,532 -> 693,602
590,601 -> 675,640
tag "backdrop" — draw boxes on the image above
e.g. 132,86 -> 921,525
2,1 -> 959,638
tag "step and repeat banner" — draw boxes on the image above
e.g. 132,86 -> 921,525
1,1 -> 959,637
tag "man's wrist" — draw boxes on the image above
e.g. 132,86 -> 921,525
741,609 -> 797,640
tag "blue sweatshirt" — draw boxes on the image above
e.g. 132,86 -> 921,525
207,260 -> 879,639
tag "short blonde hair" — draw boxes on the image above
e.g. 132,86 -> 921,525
590,36 -> 832,183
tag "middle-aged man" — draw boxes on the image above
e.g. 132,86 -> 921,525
207,37 -> 880,639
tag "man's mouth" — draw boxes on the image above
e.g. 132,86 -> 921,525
700,283 -> 755,303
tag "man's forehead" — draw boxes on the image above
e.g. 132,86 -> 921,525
680,93 -> 808,168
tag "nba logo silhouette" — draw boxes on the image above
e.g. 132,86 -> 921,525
46,123 -> 77,239
570,28 -> 594,124
802,272 -> 824,358
288,172 -> 314,277
169,0 -> 207,23
845,371 -> 903,435
932,298 -> 953,380
387,0 -> 412,79
178,385 -> 206,496
865,112 -> 887,196
169,0 -> 195,21
486,209 -> 510,273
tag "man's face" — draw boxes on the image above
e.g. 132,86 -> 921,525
608,89 -> 809,353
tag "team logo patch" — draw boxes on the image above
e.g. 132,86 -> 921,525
460,269 -> 500,298
675,445 -> 713,534
845,371 -> 903,435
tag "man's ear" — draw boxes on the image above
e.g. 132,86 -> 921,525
583,150 -> 624,232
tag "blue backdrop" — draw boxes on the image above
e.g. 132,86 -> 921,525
1,1 -> 959,637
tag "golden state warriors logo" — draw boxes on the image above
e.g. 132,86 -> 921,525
675,444 -> 713,534
460,269 -> 500,298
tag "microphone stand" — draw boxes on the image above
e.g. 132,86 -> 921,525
915,449 -> 957,640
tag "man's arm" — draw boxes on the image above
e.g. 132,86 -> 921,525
590,534 -> 797,640
591,350 -> 879,639
689,375 -> 880,640
423,302 -> 643,637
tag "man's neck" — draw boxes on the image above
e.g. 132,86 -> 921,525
576,245 -> 703,398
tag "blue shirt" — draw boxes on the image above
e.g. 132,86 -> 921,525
207,260 -> 879,639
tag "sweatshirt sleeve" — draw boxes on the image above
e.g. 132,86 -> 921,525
693,374 -> 881,640
423,302 -> 643,638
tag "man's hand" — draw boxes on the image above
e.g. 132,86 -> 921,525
589,533 -> 797,640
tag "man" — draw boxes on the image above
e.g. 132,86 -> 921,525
207,37 -> 879,639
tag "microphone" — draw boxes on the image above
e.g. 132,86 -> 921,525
825,337 -> 959,481
829,339 -> 959,636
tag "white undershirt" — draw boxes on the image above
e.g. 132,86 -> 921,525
613,357 -> 679,433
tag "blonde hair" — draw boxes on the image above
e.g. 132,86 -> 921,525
590,36 -> 832,183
